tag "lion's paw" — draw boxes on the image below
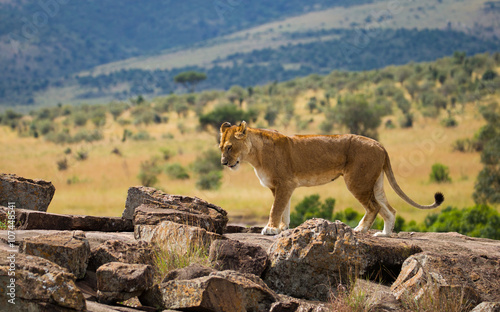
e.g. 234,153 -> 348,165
279,223 -> 289,232
261,225 -> 280,236
373,231 -> 391,237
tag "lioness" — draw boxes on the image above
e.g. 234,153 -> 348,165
219,121 -> 444,236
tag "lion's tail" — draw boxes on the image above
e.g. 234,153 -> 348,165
383,150 -> 444,210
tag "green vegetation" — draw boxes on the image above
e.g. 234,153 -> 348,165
291,194 -> 500,240
429,163 -> 452,183
165,163 -> 190,180
174,71 -> 207,93
138,157 -> 162,187
473,102 -> 500,205
192,149 -> 224,190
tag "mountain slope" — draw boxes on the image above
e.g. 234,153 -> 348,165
1,0 -> 499,108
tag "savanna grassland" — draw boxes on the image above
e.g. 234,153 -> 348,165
0,53 -> 499,226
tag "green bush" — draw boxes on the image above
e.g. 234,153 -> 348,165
423,205 -> 500,240
132,131 -> 153,141
196,171 -> 222,190
192,149 -> 222,175
290,194 -> 335,228
138,157 -> 162,187
430,163 -> 452,183
165,163 -> 190,180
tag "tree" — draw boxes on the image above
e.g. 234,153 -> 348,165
334,94 -> 381,139
199,104 -> 256,132
473,102 -> 500,205
174,71 -> 207,93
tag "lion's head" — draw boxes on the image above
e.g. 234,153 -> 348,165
219,121 -> 249,171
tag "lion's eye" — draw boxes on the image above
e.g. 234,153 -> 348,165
227,146 -> 232,152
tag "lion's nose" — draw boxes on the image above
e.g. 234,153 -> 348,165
221,159 -> 228,166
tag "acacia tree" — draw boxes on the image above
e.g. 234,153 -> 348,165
334,94 -> 381,139
174,71 -> 207,93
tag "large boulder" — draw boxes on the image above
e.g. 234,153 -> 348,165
96,262 -> 154,304
0,173 -> 55,211
209,239 -> 269,277
123,186 -> 227,234
391,252 -> 485,310
140,270 -> 278,311
264,219 -> 361,301
0,207 -> 133,231
19,231 -> 91,279
0,250 -> 86,311
89,239 -> 157,271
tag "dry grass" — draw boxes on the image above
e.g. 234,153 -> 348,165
399,286 -> 477,312
152,227 -> 213,284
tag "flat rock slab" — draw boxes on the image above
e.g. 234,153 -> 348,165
0,207 -> 133,231
0,230 -> 134,250
0,173 -> 55,211
0,250 -> 86,311
19,231 -> 91,279
123,186 -> 228,234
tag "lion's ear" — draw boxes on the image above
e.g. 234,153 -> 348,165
235,121 -> 247,139
220,122 -> 231,134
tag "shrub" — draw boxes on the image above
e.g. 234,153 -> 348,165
429,163 -> 452,183
199,104 -> 257,131
132,131 -> 153,141
56,158 -> 68,171
290,194 -> 335,228
422,205 -> 500,240
75,150 -> 88,161
192,149 -> 222,175
73,112 -> 88,127
440,117 -> 458,127
196,171 -> 222,190
165,163 -> 190,180
160,148 -> 175,160
138,157 -> 162,187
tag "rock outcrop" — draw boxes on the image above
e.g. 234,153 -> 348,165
1,206 -> 133,231
209,238 -> 269,277
264,219 -> 360,301
140,270 -> 278,311
89,239 -> 156,271
1,182 -> 499,312
124,186 -> 228,234
0,173 -> 55,211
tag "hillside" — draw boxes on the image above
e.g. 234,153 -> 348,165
0,0 -> 370,107
1,0 -> 500,108
0,53 -> 499,228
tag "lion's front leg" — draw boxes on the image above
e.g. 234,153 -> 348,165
261,187 -> 294,236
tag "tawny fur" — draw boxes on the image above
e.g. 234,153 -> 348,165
219,122 -> 444,236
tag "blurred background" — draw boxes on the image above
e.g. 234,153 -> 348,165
0,0 -> 499,238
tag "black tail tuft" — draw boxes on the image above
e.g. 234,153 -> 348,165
434,192 -> 444,206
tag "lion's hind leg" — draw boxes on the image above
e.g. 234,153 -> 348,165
373,172 -> 396,237
344,171 -> 381,233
